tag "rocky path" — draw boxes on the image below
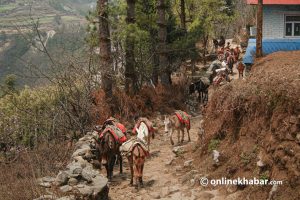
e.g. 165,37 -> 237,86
34,114 -> 241,200
106,116 -> 229,200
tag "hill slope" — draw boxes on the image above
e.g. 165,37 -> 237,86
196,51 -> 300,200
0,0 -> 94,33
0,0 -> 94,85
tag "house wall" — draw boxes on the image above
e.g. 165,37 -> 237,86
263,5 -> 300,38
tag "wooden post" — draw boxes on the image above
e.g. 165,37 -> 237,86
256,0 -> 263,58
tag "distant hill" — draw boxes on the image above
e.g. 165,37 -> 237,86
0,0 -> 95,34
0,0 -> 95,86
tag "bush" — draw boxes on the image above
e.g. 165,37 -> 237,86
208,139 -> 220,152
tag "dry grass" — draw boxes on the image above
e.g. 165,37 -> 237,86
0,142 -> 71,200
193,51 -> 300,200
91,84 -> 188,124
0,82 -> 188,200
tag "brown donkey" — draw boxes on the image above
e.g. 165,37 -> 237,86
127,143 -> 147,189
164,111 -> 191,145
95,130 -> 123,181
237,62 -> 245,79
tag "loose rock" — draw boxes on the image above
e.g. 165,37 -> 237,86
55,171 -> 69,186
68,178 -> 78,186
56,196 -> 75,200
38,182 -> 51,188
184,159 -> 194,167
172,146 -> 185,155
60,185 -> 73,193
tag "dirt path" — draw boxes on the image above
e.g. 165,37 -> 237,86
104,116 -> 228,200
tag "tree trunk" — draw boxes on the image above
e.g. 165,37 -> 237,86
256,0 -> 263,58
180,0 -> 186,31
98,0 -> 113,97
125,0 -> 138,93
157,0 -> 171,86
151,30 -> 159,86
141,0 -> 158,86
203,35 -> 208,65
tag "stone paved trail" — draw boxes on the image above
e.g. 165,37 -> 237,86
105,116 -> 232,200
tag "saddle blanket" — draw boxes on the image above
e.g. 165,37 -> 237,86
175,110 -> 191,130
103,117 -> 127,133
132,118 -> 154,134
116,123 -> 126,134
99,125 -> 127,144
120,138 -> 149,157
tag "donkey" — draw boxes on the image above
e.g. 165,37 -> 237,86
237,62 -> 245,79
233,46 -> 241,62
189,80 -> 209,103
164,112 -> 191,145
227,51 -> 235,74
213,39 -> 219,52
127,143 -> 147,189
218,36 -> 226,48
95,130 -> 123,180
120,124 -> 149,189
133,118 -> 155,152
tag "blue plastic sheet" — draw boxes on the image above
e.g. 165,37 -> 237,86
243,38 -> 300,64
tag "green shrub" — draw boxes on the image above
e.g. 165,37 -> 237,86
208,139 -> 220,152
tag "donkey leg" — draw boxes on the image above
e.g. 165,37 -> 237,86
98,155 -> 102,170
181,129 -> 185,143
134,164 -> 139,189
198,91 -> 202,102
109,155 -> 116,179
140,164 -> 144,187
104,164 -> 109,180
115,155 -> 119,165
128,156 -> 134,185
170,129 -> 174,146
135,175 -> 139,189
187,128 -> 191,142
119,154 -> 123,174
177,129 -> 181,144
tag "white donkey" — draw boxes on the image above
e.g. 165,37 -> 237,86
164,113 -> 191,145
134,118 -> 155,152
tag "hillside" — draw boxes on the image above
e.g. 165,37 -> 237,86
193,51 -> 300,199
0,0 -> 94,33
0,0 -> 94,85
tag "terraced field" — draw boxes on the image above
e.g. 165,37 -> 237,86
0,0 -> 91,34
0,0 -> 93,84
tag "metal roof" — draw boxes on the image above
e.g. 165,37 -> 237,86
247,0 -> 300,4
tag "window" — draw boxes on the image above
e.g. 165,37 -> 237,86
285,15 -> 300,37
